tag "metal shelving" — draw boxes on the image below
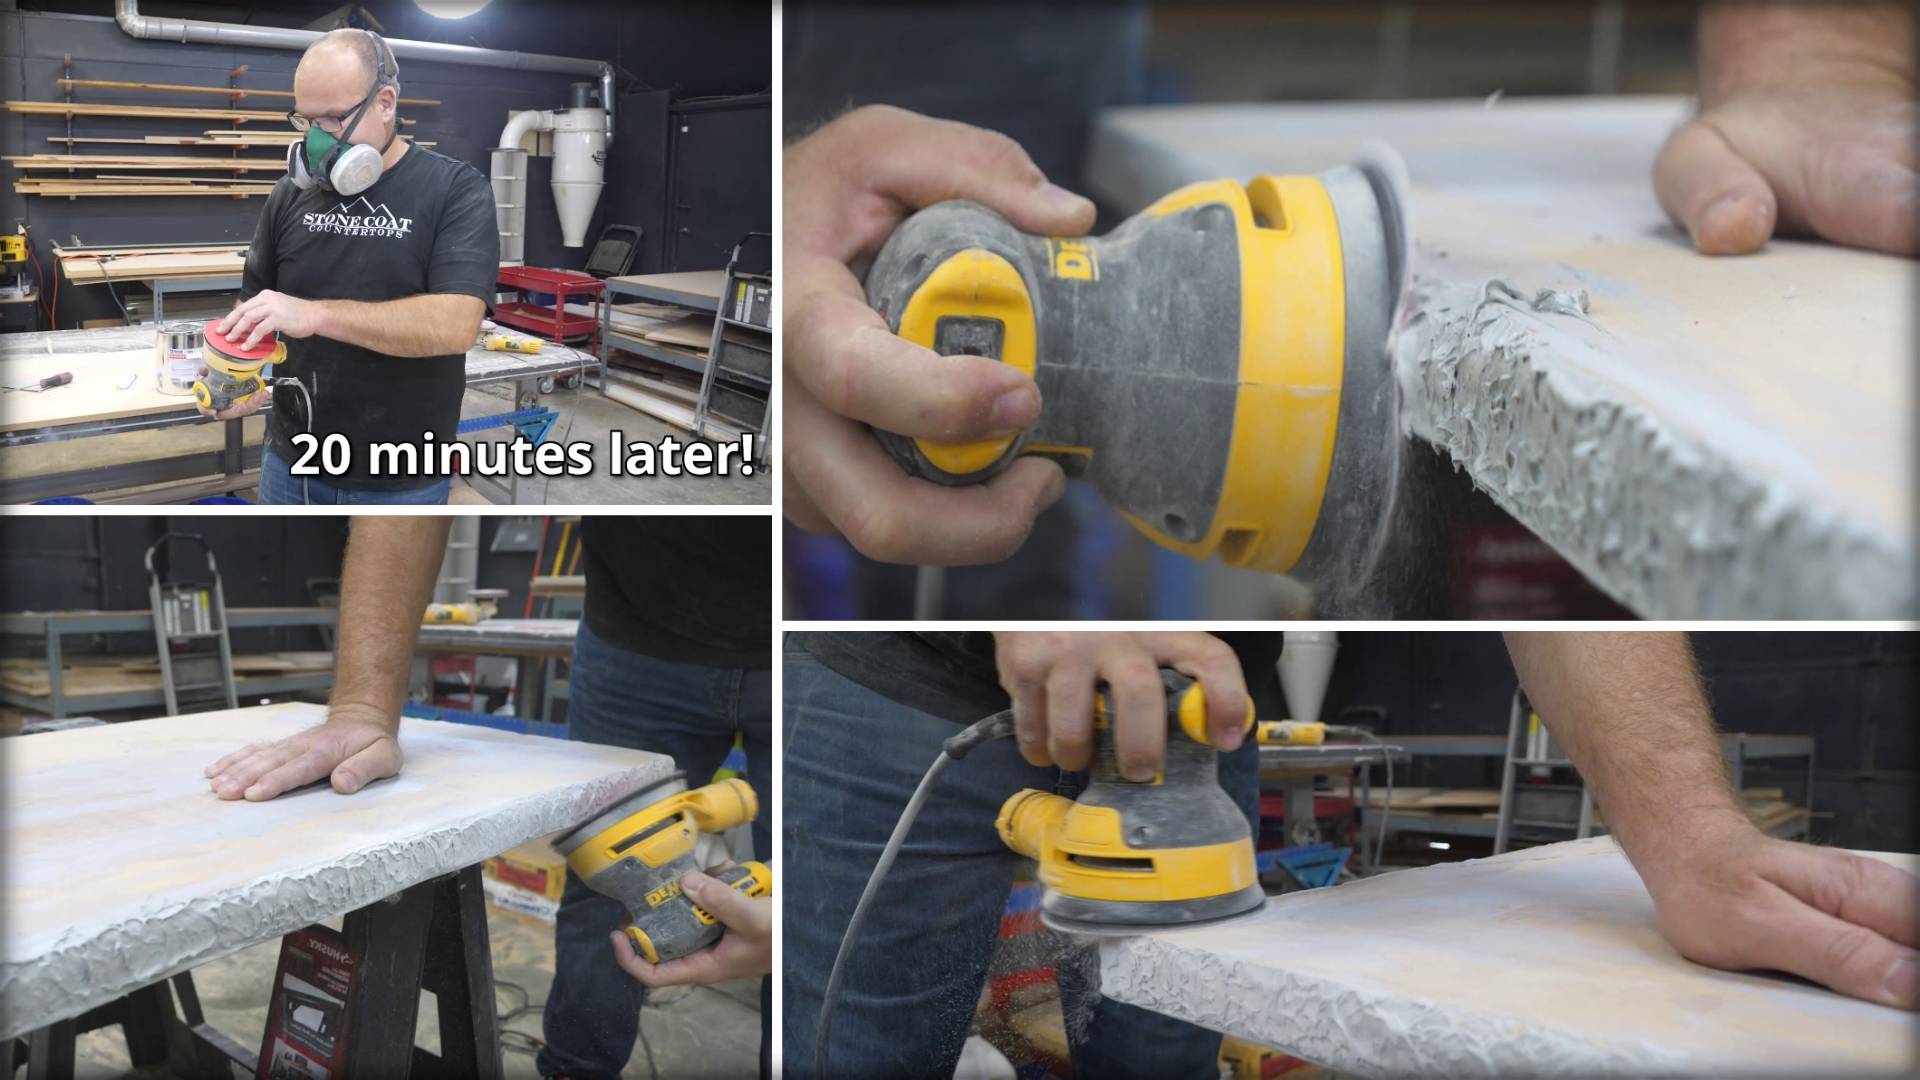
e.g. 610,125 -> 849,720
0,607 -> 337,717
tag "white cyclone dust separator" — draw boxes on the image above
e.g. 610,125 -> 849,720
1277,630 -> 1339,723
493,81 -> 607,262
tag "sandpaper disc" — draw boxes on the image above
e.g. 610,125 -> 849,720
1040,903 -> 1265,938
202,319 -> 280,363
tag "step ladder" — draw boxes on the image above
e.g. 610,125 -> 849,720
1492,687 -> 1595,853
145,533 -> 239,716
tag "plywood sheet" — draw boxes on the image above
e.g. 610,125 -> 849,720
1088,97 -> 1914,617
0,703 -> 672,1040
641,313 -> 718,349
1362,786 -> 1501,810
1100,837 -> 1918,1076
608,270 -> 727,302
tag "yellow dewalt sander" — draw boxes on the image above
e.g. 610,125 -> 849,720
996,669 -> 1264,934
552,774 -> 771,964
421,588 -> 509,626
865,152 -> 1413,589
197,319 -> 284,412
816,669 -> 1263,1074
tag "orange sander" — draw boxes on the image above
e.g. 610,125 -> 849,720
196,320 -> 285,412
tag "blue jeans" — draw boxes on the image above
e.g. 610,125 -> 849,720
535,623 -> 773,1080
782,640 -> 1260,1080
256,446 -> 450,505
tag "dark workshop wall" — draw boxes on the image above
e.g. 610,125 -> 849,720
0,514 -> 553,656
0,514 -> 350,653
1315,632 -> 1917,854
1,1 -> 769,328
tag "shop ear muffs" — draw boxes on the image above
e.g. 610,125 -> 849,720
288,29 -> 399,197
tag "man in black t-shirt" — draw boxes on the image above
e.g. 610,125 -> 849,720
206,29 -> 498,505
200,516 -> 775,1079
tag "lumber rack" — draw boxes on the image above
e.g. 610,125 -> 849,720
1,866 -> 502,1080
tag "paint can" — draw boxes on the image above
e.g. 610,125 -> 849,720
156,321 -> 203,395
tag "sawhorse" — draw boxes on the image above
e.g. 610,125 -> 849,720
4,866 -> 502,1079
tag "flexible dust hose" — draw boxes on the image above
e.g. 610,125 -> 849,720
814,709 -> 1014,1078
1322,725 -> 1393,870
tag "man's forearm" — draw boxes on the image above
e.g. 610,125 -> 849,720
1504,632 -> 1744,871
329,516 -> 451,733
314,293 -> 483,357
1700,2 -> 1914,99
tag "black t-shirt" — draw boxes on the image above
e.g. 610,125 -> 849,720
241,145 -> 498,490
792,632 -> 1286,725
581,517 -> 771,669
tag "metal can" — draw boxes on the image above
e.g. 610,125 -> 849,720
156,321 -> 203,396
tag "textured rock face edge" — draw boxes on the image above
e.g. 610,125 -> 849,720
1388,278 -> 1912,619
1097,930 -> 1682,1077
0,763 -> 668,1041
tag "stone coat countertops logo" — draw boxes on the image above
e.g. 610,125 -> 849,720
301,195 -> 414,240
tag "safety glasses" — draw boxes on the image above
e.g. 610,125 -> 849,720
286,81 -> 380,134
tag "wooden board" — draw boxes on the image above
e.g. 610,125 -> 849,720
0,662 -> 165,699
6,154 -> 285,170
1362,786 -> 1501,811
601,375 -> 750,442
641,313 -> 719,349
4,100 -> 414,125
54,245 -> 249,284
1100,837 -> 1918,1075
53,77 -> 440,107
14,184 -> 268,197
528,575 -> 585,598
0,703 -> 672,1040
1088,97 -> 1914,618
0,652 -> 332,697
607,270 -> 727,302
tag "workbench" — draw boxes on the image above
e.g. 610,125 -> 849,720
0,703 -> 671,1076
1088,96 -> 1914,617
1257,741 -> 1408,872
413,617 -> 576,725
1099,836 -> 1917,1075
0,607 -> 336,718
0,324 -> 597,503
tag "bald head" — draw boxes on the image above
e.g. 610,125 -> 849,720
299,29 -> 398,95
293,30 -> 401,147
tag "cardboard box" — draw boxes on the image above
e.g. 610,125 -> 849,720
482,834 -> 569,924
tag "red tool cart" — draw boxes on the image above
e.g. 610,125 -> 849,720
493,266 -> 603,345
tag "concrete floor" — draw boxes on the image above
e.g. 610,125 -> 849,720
67,901 -> 763,1079
2,384 -> 769,506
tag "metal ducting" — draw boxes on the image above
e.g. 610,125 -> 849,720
112,0 -> 617,150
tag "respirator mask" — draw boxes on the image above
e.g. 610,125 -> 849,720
287,30 -> 399,197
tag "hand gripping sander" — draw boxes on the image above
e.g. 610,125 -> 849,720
197,320 -> 285,412
865,154 -> 1412,588
996,669 -> 1265,934
814,669 -> 1265,1075
552,774 -> 771,964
